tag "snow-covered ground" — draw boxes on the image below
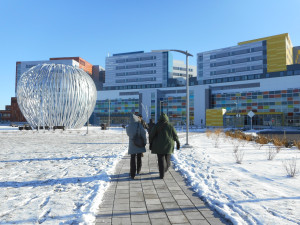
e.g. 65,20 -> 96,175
173,131 -> 300,225
0,126 -> 128,224
0,126 -> 299,224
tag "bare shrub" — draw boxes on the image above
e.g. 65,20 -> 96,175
245,134 -> 253,142
282,157 -> 299,177
266,146 -> 277,160
294,140 -> 300,151
206,130 -> 213,138
213,129 -> 222,148
255,135 -> 270,145
272,137 -> 284,153
233,142 -> 240,153
233,148 -> 244,164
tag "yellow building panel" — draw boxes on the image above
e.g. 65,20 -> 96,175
238,33 -> 293,73
206,109 -> 226,127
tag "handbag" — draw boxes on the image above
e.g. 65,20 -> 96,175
133,123 -> 146,148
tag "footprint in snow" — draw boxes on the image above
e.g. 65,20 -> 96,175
39,196 -> 50,209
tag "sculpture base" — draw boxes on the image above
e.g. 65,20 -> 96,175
182,143 -> 193,148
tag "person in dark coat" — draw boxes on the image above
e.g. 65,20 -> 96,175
147,118 -> 155,134
126,114 -> 147,179
149,113 -> 180,179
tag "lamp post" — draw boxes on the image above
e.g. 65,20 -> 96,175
160,100 -> 163,115
152,49 -> 193,148
108,99 -> 111,129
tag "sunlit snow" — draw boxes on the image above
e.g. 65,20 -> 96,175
0,126 -> 299,225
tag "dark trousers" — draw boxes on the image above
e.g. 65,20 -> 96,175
130,153 -> 142,178
157,154 -> 171,178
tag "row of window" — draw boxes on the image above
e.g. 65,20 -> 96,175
116,70 -> 156,76
207,56 -> 264,68
103,83 -> 162,90
173,67 -> 193,72
209,46 -> 264,59
116,56 -> 156,63
202,70 -> 300,85
116,77 -> 156,83
116,63 -> 156,70
209,65 -> 263,75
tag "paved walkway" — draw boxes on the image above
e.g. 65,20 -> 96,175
95,149 -> 231,225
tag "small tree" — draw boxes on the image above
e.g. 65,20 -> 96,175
233,148 -> 244,164
266,146 -> 277,160
282,157 -> 298,177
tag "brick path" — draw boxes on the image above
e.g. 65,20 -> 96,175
95,150 -> 231,225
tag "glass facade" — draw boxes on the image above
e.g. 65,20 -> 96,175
211,88 -> 300,127
159,91 -> 194,125
94,98 -> 139,125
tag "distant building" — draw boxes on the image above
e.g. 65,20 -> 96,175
0,97 -> 26,123
95,33 -> 300,128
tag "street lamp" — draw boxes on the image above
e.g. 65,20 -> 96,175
160,100 -> 164,115
152,49 -> 193,148
108,99 -> 111,129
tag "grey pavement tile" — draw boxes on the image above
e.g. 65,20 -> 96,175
114,198 -> 129,204
144,194 -> 159,199
142,186 -> 156,190
173,194 -> 189,200
206,217 -> 228,225
183,211 -> 205,220
162,202 -> 180,209
115,193 -> 129,199
129,187 -> 142,192
112,210 -> 131,218
148,211 -> 168,219
130,196 -> 145,202
130,183 -> 142,188
112,217 -> 131,225
157,192 -> 173,198
132,223 -> 151,225
131,214 -> 150,223
116,189 -> 129,194
95,218 -> 111,224
199,209 -> 217,218
160,197 -> 177,203
146,203 -> 164,211
130,192 -> 144,197
113,203 -> 130,211
168,215 -> 189,224
168,186 -> 182,191
170,190 -> 185,195
97,207 -> 113,212
150,218 -> 171,225
165,209 -> 184,216
189,220 -> 210,225
130,201 -> 146,208
145,199 -> 161,205
179,206 -> 199,212
130,207 -> 148,215
143,189 -> 157,195
177,199 -> 194,206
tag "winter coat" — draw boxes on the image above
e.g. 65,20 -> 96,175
147,119 -> 155,134
149,113 -> 179,154
126,114 -> 147,154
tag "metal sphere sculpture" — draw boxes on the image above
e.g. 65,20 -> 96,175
17,64 -> 97,129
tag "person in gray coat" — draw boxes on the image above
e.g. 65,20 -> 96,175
126,114 -> 147,179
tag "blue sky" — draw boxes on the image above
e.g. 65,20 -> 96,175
0,0 -> 300,110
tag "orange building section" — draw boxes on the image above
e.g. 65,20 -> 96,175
50,57 -> 93,75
